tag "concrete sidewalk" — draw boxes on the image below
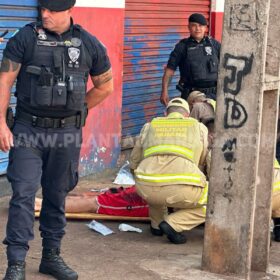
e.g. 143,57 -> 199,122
0,176 -> 11,197
0,179 -> 280,280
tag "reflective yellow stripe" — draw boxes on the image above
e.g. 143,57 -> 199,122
198,182 -> 208,205
144,145 -> 194,160
275,159 -> 280,169
201,206 -> 207,214
135,172 -> 202,184
152,118 -> 197,126
274,181 -> 280,192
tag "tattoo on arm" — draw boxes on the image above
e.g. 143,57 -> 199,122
92,68 -> 113,87
163,72 -> 173,89
167,75 -> 173,86
0,58 -> 20,73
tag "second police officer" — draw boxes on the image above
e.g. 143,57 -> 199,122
0,0 -> 113,279
160,13 -> 221,105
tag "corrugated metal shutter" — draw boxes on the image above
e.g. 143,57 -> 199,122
122,0 -> 211,146
0,0 -> 38,174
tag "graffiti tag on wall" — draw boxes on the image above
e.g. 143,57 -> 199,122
219,2 -> 257,193
230,3 -> 257,31
223,54 -> 253,95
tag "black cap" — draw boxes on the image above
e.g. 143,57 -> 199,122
189,13 -> 207,25
39,0 -> 76,12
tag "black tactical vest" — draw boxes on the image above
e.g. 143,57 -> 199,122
180,37 -> 219,87
16,22 -> 91,114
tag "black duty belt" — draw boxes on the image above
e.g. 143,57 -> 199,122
16,111 -> 83,128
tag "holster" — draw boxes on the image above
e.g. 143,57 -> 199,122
6,107 -> 14,129
176,84 -> 191,100
76,105 -> 88,128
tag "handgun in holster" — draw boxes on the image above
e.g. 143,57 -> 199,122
176,83 -> 191,100
76,105 -> 88,128
6,107 -> 14,129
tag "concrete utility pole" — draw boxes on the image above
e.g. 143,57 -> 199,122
202,0 -> 280,279
251,0 -> 280,274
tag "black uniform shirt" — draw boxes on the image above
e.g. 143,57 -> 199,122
4,21 -> 111,77
167,36 -> 221,88
3,20 -> 111,117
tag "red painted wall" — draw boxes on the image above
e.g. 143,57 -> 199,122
210,11 -> 223,42
72,7 -> 124,176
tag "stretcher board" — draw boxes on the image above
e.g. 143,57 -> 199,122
35,211 -> 150,221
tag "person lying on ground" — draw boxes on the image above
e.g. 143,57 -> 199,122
35,169 -> 280,243
35,186 -> 149,217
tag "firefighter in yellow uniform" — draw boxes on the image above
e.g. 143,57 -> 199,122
130,97 -> 208,244
272,160 -> 280,242
187,91 -> 216,124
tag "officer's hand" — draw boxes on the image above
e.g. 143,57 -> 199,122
160,91 -> 169,107
0,122 -> 14,152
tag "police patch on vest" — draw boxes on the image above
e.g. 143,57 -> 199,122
68,47 -> 80,62
205,46 -> 212,56
68,47 -> 80,68
37,29 -> 47,40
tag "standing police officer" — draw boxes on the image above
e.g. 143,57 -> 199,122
0,0 -> 113,279
160,13 -> 221,105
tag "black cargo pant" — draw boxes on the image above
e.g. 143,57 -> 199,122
3,121 -> 82,262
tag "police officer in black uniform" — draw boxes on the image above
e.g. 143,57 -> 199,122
160,13 -> 221,106
0,0 -> 113,279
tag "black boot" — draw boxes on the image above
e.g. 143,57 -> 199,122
150,225 -> 163,236
39,248 -> 78,280
273,218 -> 280,242
3,261 -> 25,280
159,221 -> 187,244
